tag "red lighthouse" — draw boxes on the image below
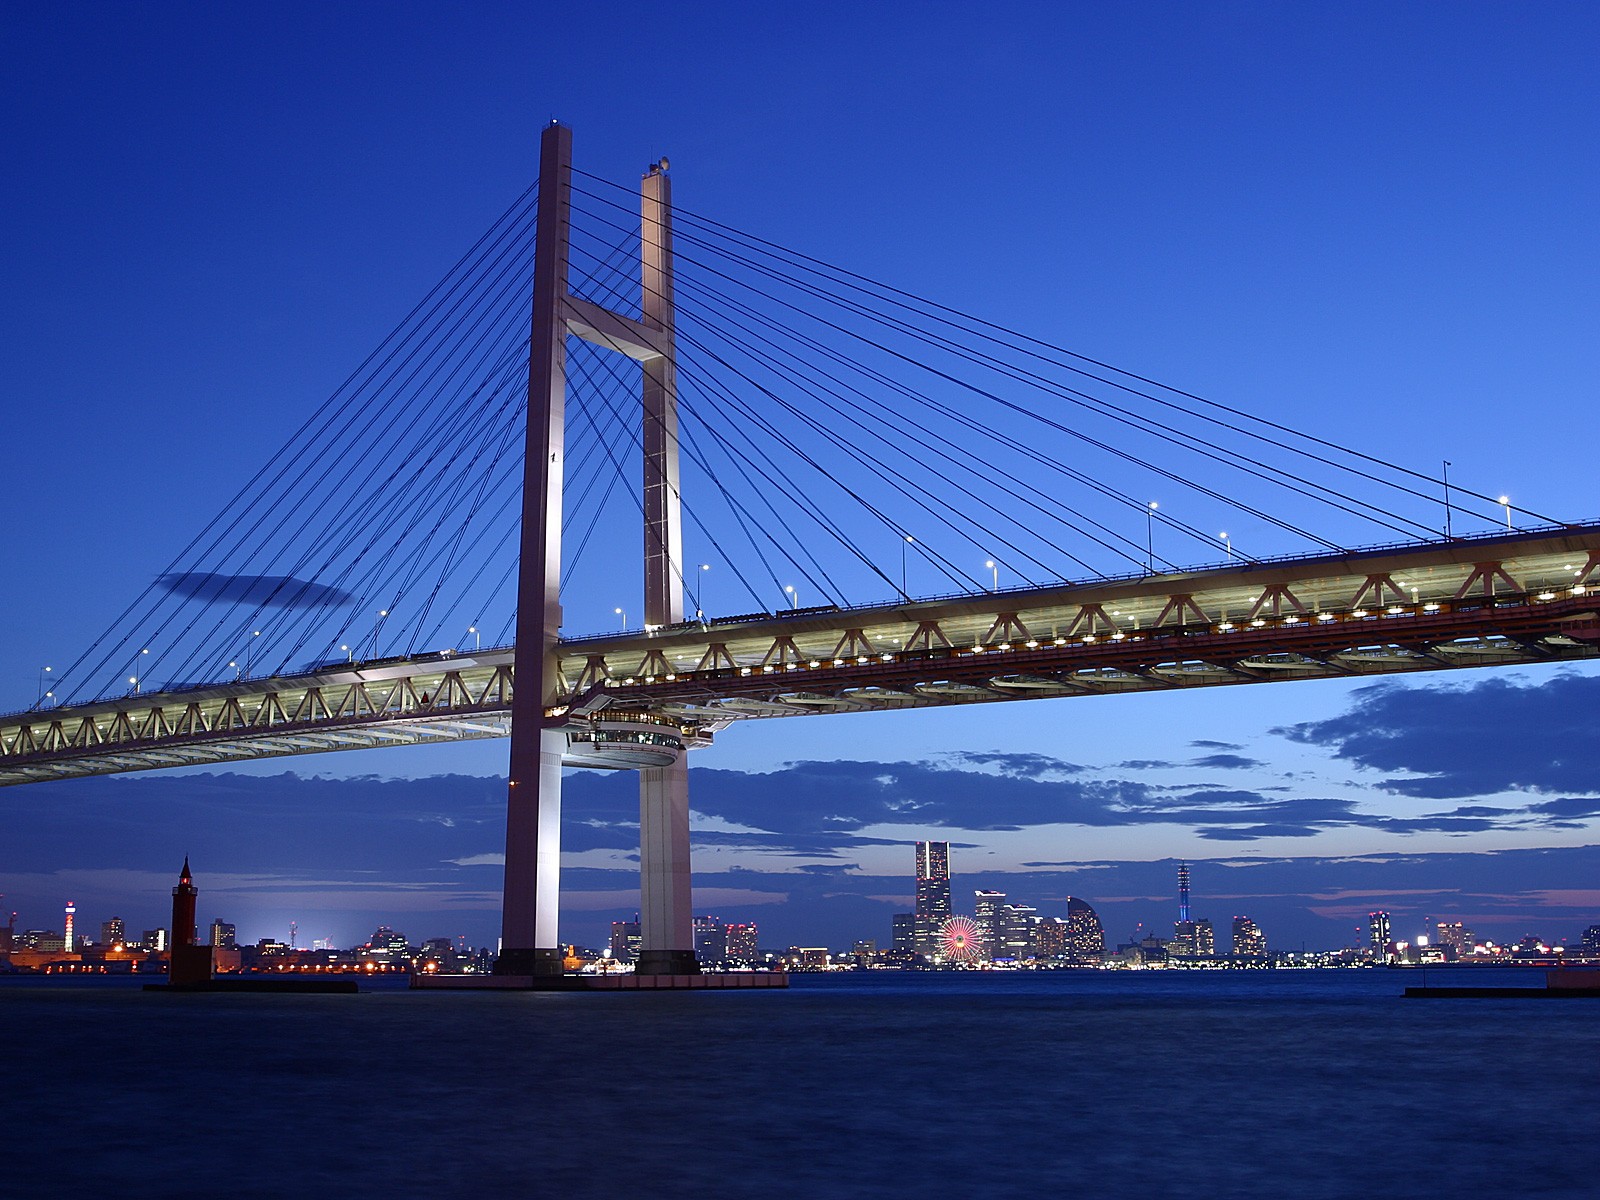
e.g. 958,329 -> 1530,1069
168,858 -> 210,984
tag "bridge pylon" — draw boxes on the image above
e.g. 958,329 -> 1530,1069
497,122 -> 698,976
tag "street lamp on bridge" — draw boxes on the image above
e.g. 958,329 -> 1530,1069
1220,532 -> 1232,561
1146,502 -> 1159,572
614,607 -> 627,630
1499,496 -> 1513,531
785,584 -> 798,609
984,560 -> 997,592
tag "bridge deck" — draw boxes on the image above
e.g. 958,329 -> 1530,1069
3,525 -> 1596,786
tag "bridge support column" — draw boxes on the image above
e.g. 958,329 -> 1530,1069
634,157 -> 699,975
637,759 -> 697,975
497,121 -> 572,976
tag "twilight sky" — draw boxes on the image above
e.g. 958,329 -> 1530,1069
3,3 -> 1598,952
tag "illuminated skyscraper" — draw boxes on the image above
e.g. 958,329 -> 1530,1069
63,901 -> 76,952
914,841 -> 952,955
915,843 -> 951,921
693,915 -> 727,964
101,918 -> 125,947
974,889 -> 1005,961
725,923 -> 759,964
1369,911 -> 1392,959
1178,862 -> 1192,923
1232,915 -> 1267,958
1064,897 -> 1106,959
209,919 -> 237,949
609,918 -> 641,962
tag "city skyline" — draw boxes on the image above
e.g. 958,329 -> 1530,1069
4,5 -> 1600,955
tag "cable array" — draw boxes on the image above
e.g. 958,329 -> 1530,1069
46,164 -> 1551,704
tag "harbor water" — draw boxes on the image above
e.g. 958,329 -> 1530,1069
2,967 -> 1591,1199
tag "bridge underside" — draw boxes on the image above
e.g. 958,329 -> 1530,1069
3,526 -> 1597,787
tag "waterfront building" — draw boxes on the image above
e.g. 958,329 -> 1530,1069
891,912 -> 916,956
725,923 -> 759,965
693,915 -> 727,964
141,928 -> 168,952
1433,920 -> 1473,956
994,902 -> 1037,961
1583,925 -> 1600,956
209,919 -> 237,949
973,890 -> 1005,961
609,918 -> 641,962
914,842 -> 952,955
1170,920 -> 1198,958
1064,897 -> 1106,959
1194,918 -> 1215,956
1369,911 -> 1392,960
1232,916 -> 1267,958
1033,916 -> 1068,960
100,918 -> 125,947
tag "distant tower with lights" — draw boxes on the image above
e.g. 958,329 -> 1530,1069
1177,862 -> 1192,923
63,900 -> 76,952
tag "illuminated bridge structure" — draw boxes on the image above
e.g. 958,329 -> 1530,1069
4,123 -> 1595,977
5,527 -> 1596,790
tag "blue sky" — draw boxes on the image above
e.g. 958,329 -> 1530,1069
3,3 -> 1598,951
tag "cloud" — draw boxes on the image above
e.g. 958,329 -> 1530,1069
945,751 -> 1085,777
1280,672 -> 1600,799
157,571 -> 356,610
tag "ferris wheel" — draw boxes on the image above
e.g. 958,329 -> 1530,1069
939,916 -> 985,962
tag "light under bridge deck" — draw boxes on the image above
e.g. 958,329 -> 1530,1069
3,526 -> 1597,787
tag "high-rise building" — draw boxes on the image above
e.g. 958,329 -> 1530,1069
1232,916 -> 1266,958
63,901 -> 76,952
994,902 -> 1037,961
101,918 -> 125,947
609,919 -> 641,962
1064,897 -> 1105,959
1033,916 -> 1068,959
693,915 -> 728,964
1170,920 -> 1197,958
725,923 -> 758,964
209,919 -> 237,949
914,842 -> 952,954
1178,862 -> 1192,923
142,928 -> 169,952
891,912 -> 916,956
973,889 -> 1005,960
1433,920 -> 1473,956
1369,911 -> 1392,959
1194,917 -> 1215,956
1583,925 -> 1600,956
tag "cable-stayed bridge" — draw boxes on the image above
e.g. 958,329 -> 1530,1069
5,124 -> 1596,975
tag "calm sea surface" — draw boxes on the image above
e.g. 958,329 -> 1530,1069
1,967 -> 1591,1199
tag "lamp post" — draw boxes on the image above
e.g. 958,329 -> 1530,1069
785,585 -> 798,609
341,644 -> 352,663
1220,532 -> 1232,562
902,535 -> 914,600
469,625 -> 480,651
614,607 -> 627,630
1442,460 -> 1453,538
246,629 -> 261,676
37,665 -> 51,707
698,563 -> 710,620
1146,502 -> 1159,572
1498,495 -> 1512,531
984,560 -> 997,592
372,611 -> 388,657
